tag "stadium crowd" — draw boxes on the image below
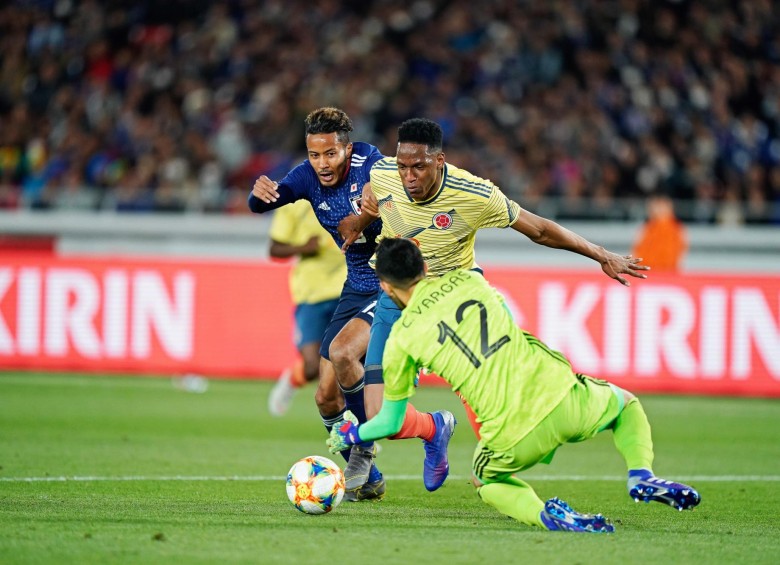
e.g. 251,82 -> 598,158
0,0 -> 779,224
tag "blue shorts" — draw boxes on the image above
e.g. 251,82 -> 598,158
319,283 -> 378,360
364,290 -> 401,385
294,298 -> 339,349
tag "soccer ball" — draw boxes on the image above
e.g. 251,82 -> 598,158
286,455 -> 345,514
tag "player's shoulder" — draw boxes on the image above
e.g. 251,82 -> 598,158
436,269 -> 492,298
444,163 -> 496,199
372,156 -> 397,172
282,158 -> 318,187
350,141 -> 381,158
370,157 -> 399,192
447,268 -> 485,288
350,142 -> 384,171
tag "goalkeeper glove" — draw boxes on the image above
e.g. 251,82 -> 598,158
327,410 -> 360,453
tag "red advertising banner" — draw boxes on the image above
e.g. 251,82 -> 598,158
0,252 -> 778,397
0,252 -> 297,377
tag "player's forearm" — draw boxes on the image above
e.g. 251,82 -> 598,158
247,189 -> 295,213
354,398 -> 407,442
513,212 -> 607,264
269,241 -> 305,259
538,220 -> 607,263
353,210 -> 378,233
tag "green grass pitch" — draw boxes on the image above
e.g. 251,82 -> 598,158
1,372 -> 779,564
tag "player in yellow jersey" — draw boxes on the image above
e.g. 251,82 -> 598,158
267,200 -> 347,417
339,118 -> 649,452
328,238 -> 700,533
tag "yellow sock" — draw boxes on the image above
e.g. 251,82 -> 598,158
477,477 -> 546,528
612,398 -> 655,471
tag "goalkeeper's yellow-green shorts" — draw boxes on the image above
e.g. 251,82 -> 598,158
473,374 -> 626,484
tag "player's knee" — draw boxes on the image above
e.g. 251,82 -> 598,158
314,380 -> 342,413
328,338 -> 358,369
471,474 -> 482,489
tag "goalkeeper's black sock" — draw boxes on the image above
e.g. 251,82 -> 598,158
321,409 -> 349,463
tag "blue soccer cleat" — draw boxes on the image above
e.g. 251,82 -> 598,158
540,497 -> 615,533
422,410 -> 456,491
628,473 -> 701,511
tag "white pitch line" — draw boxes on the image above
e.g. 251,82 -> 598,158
1,474 -> 779,483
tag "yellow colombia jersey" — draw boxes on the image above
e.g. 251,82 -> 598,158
269,200 -> 347,305
369,159 -> 522,277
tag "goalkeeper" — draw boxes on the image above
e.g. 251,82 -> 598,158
328,237 -> 700,533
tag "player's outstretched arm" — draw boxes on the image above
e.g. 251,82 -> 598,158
511,209 -> 649,286
248,176 -> 298,213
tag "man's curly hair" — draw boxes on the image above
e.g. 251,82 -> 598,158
305,107 -> 353,144
397,118 -> 443,152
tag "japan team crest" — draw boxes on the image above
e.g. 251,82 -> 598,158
349,194 -> 362,215
348,183 -> 362,214
432,212 -> 453,230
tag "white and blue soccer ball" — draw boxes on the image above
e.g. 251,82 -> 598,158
286,455 -> 345,514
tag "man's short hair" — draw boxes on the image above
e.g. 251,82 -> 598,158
375,238 -> 425,288
305,107 -> 353,144
397,118 -> 443,152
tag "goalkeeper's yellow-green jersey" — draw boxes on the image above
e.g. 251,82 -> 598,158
369,160 -> 521,277
382,270 -> 577,452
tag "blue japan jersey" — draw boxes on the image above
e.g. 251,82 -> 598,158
248,142 -> 384,293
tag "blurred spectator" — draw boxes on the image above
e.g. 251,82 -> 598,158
0,0 -> 778,223
632,193 -> 688,272
55,168 -> 100,210
716,184 -> 745,227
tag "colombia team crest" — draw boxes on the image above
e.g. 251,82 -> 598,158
432,212 -> 453,230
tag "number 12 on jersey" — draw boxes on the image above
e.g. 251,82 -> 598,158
437,300 -> 510,368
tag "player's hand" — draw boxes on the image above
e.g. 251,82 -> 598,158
360,182 -> 379,217
326,410 -> 360,453
252,175 -> 280,203
337,215 -> 365,253
299,236 -> 320,257
600,251 -> 649,286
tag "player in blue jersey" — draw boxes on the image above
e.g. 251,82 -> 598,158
248,107 -> 454,500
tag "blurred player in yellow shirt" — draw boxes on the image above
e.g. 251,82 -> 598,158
268,199 -> 347,416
